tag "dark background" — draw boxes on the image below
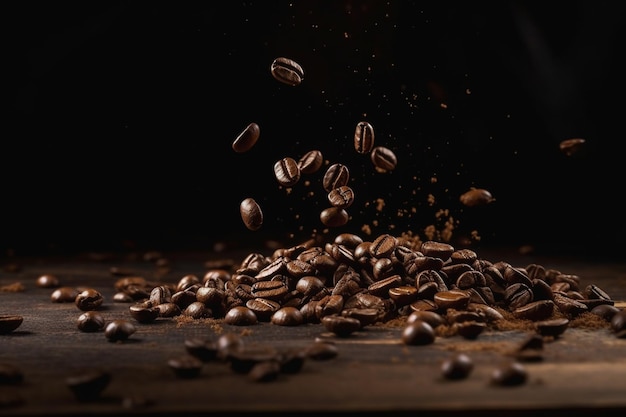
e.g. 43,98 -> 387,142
5,1 -> 626,258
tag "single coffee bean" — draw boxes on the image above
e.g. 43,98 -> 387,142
156,302 -> 181,318
441,353 -> 474,380
248,360 -> 281,382
512,300 -> 555,321
66,369 -> 111,402
559,137 -> 585,156
184,338 -> 219,362
327,185 -> 355,209
306,341 -> 339,360
590,304 -> 621,321
104,319 -> 136,342
36,274 -> 60,288
75,289 -> 104,311
271,306 -> 304,326
370,146 -> 397,172
0,315 -> 23,334
535,317 -> 569,338
320,207 -> 349,227
273,157 -> 301,187
433,290 -> 471,311
270,57 -> 304,86
459,188 -> 495,207
168,355 -> 203,379
322,163 -> 350,192
277,347 -> 308,374
232,122 -> 260,153
77,311 -> 105,332
51,286 -> 79,303
341,307 -> 381,328
369,233 -> 397,258
490,361 -> 527,386
129,304 -> 160,323
224,306 -> 258,326
240,197 -> 264,231
455,321 -> 487,340
406,311 -> 446,328
227,345 -> 280,374
354,121 -> 375,154
610,310 -> 626,333
298,149 -> 323,174
401,320 -> 435,345
246,298 -> 281,322
321,315 -> 361,337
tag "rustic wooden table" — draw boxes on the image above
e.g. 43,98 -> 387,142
2,246 -> 626,416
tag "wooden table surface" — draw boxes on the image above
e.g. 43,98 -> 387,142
2,246 -> 626,417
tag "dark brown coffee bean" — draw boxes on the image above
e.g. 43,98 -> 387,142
104,319 -> 136,342
77,311 -> 105,332
216,333 -> 245,360
441,353 -> 473,380
170,289 -> 197,309
273,157 -> 301,187
456,270 -> 487,289
370,146 -> 397,172
467,303 -> 504,322
512,300 -> 555,321
407,310 -> 445,328
270,57 -> 304,86
248,360 -> 281,382
327,185 -> 355,209
251,280 -> 289,300
182,301 -> 210,319
321,315 -> 361,337
167,355 -> 203,379
129,304 -> 160,323
0,315 -> 23,334
195,287 -> 225,307
354,121 -> 375,154
240,197 -> 264,231
341,307 -> 381,327
184,338 -> 219,362
156,302 -> 181,318
504,282 -> 533,310
297,149 -> 324,174
51,287 -> 79,303
66,369 -> 111,402
368,274 -> 402,297
246,298 -> 281,321
369,233 -> 397,258
388,285 -> 419,307
553,293 -> 588,318
315,294 -> 345,319
306,341 -> 339,360
490,361 -> 527,386
455,321 -> 487,339
224,306 -> 258,326
459,188 -> 495,207
583,284 -> 612,300
402,320 -> 435,345
36,274 -> 60,288
559,137 -> 585,156
433,290 -> 470,311
320,207 -> 349,227
590,304 -> 620,321
535,317 -> 569,337
228,345 -> 280,374
75,289 -> 104,311
271,306 -> 304,326
610,310 -> 626,334
419,241 -> 454,260
322,163 -> 350,192
449,249 -> 478,265
232,122 -> 260,153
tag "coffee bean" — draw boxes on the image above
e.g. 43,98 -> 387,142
327,185 -> 355,208
370,146 -> 397,172
305,341 -> 339,360
216,333 -> 245,361
66,369 -> 111,402
51,286 -> 79,303
246,298 -> 281,322
354,121 -> 375,154
129,304 -> 161,323
490,361 -> 527,386
240,197 -> 264,231
322,315 -> 361,337
369,233 -> 397,258
75,289 -> 104,311
271,306 -> 304,326
227,345 -> 280,374
406,310 -> 445,328
320,207 -> 349,227
402,320 -> 435,345
590,304 -> 620,321
559,137 -> 585,156
36,274 -> 60,288
167,355 -> 203,379
455,321 -> 486,339
459,188 -> 495,207
184,338 -> 219,362
535,317 -> 569,337
297,149 -> 324,174
77,311 -> 105,332
104,319 -> 136,342
224,306 -> 258,326
232,122 -> 260,153
273,157 -> 301,187
433,289 -> 471,311
441,353 -> 474,380
512,300 -> 555,321
270,57 -> 304,86
0,315 -> 23,335
322,163 -> 350,192
248,360 -> 281,382
341,307 -> 381,327
610,310 -> 626,334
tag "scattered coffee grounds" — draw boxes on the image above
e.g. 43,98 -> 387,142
0,282 -> 25,293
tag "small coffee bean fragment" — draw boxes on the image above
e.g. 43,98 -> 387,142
441,353 -> 474,380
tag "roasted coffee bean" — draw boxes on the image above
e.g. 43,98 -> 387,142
232,122 -> 260,153
77,311 -> 105,332
36,274 -> 60,288
434,290 -> 470,311
167,355 -> 203,379
0,315 -> 23,334
559,137 -> 586,156
248,360 -> 281,382
224,306 -> 258,326
503,266 -> 533,287
467,303 -> 504,322
297,149 -> 323,174
504,282 -> 533,310
184,338 -> 219,362
183,301 -> 210,319
388,285 -> 418,306
271,306 -> 304,326
0,363 -> 24,385
251,280 -> 289,300
512,300 -> 555,321
170,290 -> 197,309
228,345 -> 280,374
327,185 -> 355,209
456,270 -> 487,289
449,249 -> 478,265
369,233 -> 397,258
322,163 -> 350,192
446,310 -> 483,324
370,146 -> 397,172
334,232 -> 364,248
583,284 -> 612,300
216,333 -> 245,361
51,286 -> 79,303
104,319 -> 136,342
420,241 -> 454,261
176,274 -> 201,292
113,292 -> 133,303
149,285 -> 172,305
129,304 -> 160,323
305,341 -> 339,360
455,321 -> 486,339
320,207 -> 349,227
341,307 -> 381,327
490,361 -> 527,386
295,276 -> 326,297
66,369 -> 111,402
402,320 -> 435,345
354,121 -> 374,154
195,287 -> 225,307
273,157 -> 301,187
255,256 -> 287,281
407,310 -> 446,328
368,274 -> 402,297
156,302 -> 181,318
246,298 -> 281,322
315,294 -> 345,319
441,353 -> 474,380
535,317 -> 569,337
321,315 -> 361,337
240,197 -> 264,231
459,188 -> 495,207
610,310 -> 626,334
590,304 -> 621,321
553,293 -> 588,317
270,57 -> 304,86
75,289 -> 104,311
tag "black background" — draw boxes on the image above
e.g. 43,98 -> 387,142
5,1 -> 626,257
